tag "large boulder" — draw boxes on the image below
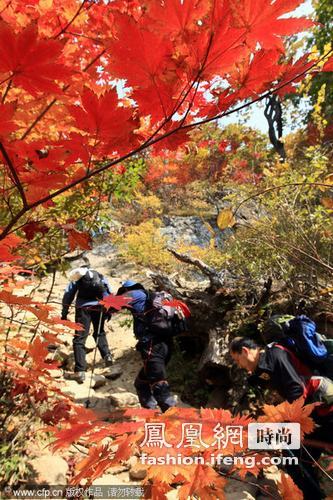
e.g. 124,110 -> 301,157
110,392 -> 139,407
29,455 -> 68,485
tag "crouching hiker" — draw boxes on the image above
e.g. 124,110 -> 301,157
116,280 -> 188,412
61,266 -> 113,383
230,335 -> 333,500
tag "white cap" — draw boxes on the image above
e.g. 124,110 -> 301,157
69,267 -> 92,282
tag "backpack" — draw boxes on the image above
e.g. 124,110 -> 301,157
262,314 -> 333,379
144,291 -> 188,337
272,344 -> 333,406
77,270 -> 106,301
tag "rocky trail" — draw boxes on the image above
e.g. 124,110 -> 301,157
27,245 -> 280,499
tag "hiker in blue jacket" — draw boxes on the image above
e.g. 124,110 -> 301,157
61,266 -> 113,383
116,280 -> 176,412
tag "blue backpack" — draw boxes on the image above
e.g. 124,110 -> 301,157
286,315 -> 328,364
262,315 -> 328,366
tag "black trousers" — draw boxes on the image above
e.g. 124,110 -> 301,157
284,413 -> 333,500
135,338 -> 175,412
73,306 -> 110,372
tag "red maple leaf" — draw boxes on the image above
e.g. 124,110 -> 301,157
277,472 -> 303,499
146,0 -> 210,41
228,49 -> 282,98
73,445 -> 112,484
0,22 -> 71,95
0,234 -> 22,261
67,229 -> 92,251
276,54 -> 314,96
69,88 -> 136,150
52,422 -> 95,451
42,401 -> 71,425
178,464 -> 227,500
107,13 -> 177,123
22,222 -> 48,241
228,0 -> 314,51
0,103 -> 16,137
28,336 -> 54,368
99,294 -> 132,311
153,125 -> 190,153
259,397 -> 316,438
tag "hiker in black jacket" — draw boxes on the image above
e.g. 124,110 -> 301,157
61,266 -> 113,383
116,280 -> 176,412
230,337 -> 333,500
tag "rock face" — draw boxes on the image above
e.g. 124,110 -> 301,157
110,392 -> 139,407
160,216 -> 231,249
224,478 -> 258,500
29,455 -> 68,485
129,464 -> 147,480
104,365 -> 123,380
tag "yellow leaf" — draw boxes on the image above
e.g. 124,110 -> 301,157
263,168 -> 273,177
38,0 -> 53,12
319,287 -> 333,295
217,209 -> 236,230
321,197 -> 333,209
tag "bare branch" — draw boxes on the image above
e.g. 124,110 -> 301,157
233,182 -> 333,217
0,141 -> 28,208
53,0 -> 89,39
167,246 -> 225,290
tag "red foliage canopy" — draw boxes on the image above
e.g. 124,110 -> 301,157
0,0 -> 319,247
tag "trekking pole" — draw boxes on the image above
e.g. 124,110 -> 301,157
285,449 -> 326,497
85,307 -> 103,409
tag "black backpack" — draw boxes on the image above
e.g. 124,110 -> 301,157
77,270 -> 106,301
144,291 -> 188,337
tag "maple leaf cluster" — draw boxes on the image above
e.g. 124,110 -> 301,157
46,402 -> 312,498
0,0 -> 323,252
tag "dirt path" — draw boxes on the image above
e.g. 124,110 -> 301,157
43,246 -> 151,410
31,246 -> 269,498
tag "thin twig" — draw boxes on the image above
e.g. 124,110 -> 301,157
301,444 -> 333,481
233,182 -> 333,217
1,79 -> 12,103
54,0 -> 89,39
20,47 -> 107,141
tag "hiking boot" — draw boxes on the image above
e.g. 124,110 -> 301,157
152,382 -> 176,413
65,371 -> 86,384
135,377 -> 158,409
104,354 -> 113,367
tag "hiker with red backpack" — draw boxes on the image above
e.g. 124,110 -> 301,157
61,265 -> 113,383
230,315 -> 333,500
116,280 -> 189,412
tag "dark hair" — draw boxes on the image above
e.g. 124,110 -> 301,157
229,336 -> 260,354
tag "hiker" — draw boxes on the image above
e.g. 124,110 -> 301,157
61,266 -> 113,383
230,335 -> 333,500
116,280 -> 180,412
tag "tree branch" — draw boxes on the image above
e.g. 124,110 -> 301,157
233,182 -> 333,217
20,48 -> 107,141
181,48 -> 333,132
167,247 -> 225,290
54,0 -> 89,39
0,141 -> 28,209
1,50 -> 332,240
